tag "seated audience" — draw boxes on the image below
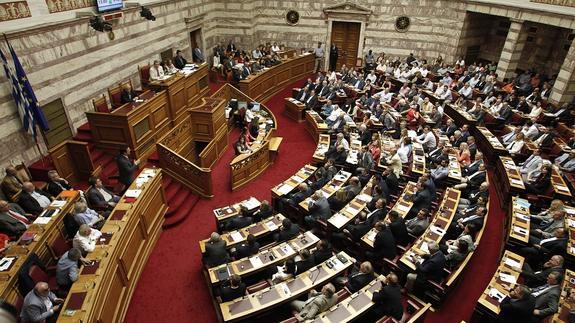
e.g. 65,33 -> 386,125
1,166 -> 23,200
337,261 -> 375,293
405,241 -> 446,293
56,248 -> 86,291
18,182 -> 51,216
406,208 -> 430,236
366,221 -> 396,261
87,177 -> 120,210
46,170 -> 72,198
0,199 -> 28,238
73,224 -> 102,256
498,285 -> 535,323
290,284 -> 337,321
275,218 -> 300,242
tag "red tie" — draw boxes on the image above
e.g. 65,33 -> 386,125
9,211 -> 29,225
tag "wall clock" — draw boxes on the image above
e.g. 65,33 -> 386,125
286,10 -> 300,26
395,16 -> 410,33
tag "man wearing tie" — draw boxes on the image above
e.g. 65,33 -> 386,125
519,149 -> 543,182
530,271 -> 561,321
294,86 -> 309,102
305,90 -> 318,109
554,151 -> 575,173
0,200 -> 29,238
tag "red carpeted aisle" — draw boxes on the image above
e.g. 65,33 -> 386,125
124,77 -> 316,323
124,79 -> 504,323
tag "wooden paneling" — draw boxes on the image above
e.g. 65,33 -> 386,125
41,98 -> 73,149
331,21 -> 361,70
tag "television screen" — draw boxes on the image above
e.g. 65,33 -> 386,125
238,101 -> 247,110
251,102 -> 260,111
97,0 -> 123,12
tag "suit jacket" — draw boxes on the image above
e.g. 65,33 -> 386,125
374,228 -> 397,259
410,189 -> 432,215
120,89 -> 137,104
467,170 -> 486,189
346,270 -> 375,293
174,56 -> 188,69
18,190 -> 51,216
348,222 -> 371,241
220,283 -> 246,302
46,179 -> 72,197
20,289 -> 58,322
226,216 -> 252,231
389,218 -> 410,246
234,241 -> 260,259
416,251 -> 446,282
372,284 -> 403,320
442,124 -> 457,137
540,237 -> 567,255
87,186 -> 116,209
498,295 -> 536,323
463,160 -> 483,177
366,208 -> 386,227
0,212 -> 27,237
535,132 -> 555,148
116,154 -> 138,186
295,258 -> 315,275
313,248 -> 332,265
204,240 -> 229,267
406,217 -> 429,236
534,284 -> 560,318
308,197 -> 331,220
305,95 -> 318,109
277,223 -> 300,242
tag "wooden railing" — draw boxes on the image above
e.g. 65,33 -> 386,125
230,140 -> 271,191
157,143 -> 213,198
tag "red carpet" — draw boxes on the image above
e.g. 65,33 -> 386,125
124,80 -> 505,322
124,78 -> 316,323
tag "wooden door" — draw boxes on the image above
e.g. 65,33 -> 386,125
330,21 -> 361,70
41,98 -> 73,149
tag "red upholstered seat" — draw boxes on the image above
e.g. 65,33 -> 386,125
139,64 -> 151,89
92,95 -> 109,113
108,84 -> 122,108
28,265 -> 58,292
49,234 -> 72,260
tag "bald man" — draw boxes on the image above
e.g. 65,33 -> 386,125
17,182 -> 52,216
20,282 -> 64,322
372,272 -> 403,320
0,200 -> 28,238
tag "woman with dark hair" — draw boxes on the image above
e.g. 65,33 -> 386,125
235,136 -> 250,155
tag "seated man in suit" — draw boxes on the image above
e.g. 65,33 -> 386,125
457,182 -> 489,212
366,221 -> 397,261
20,282 -> 64,323
554,151 -> 575,173
290,283 -> 337,322
529,210 -> 565,242
325,144 -> 347,164
522,255 -> 564,288
462,152 -> 484,177
46,170 -> 72,198
304,90 -> 318,109
0,199 -> 29,238
371,272 -> 404,321
337,261 -> 375,293
231,234 -> 260,259
386,210 -> 409,246
87,177 -> 120,210
219,275 -> 246,302
531,271 -> 561,321
406,208 -> 430,236
1,166 -> 23,201
406,182 -> 433,219
203,232 -> 229,268
73,200 -> 106,230
274,218 -> 300,242
294,249 -> 315,275
448,206 -> 487,239
173,50 -> 188,69
453,163 -> 487,191
366,198 -> 387,227
18,182 -> 52,216
225,207 -> 253,232
334,211 -> 371,243
73,224 -> 102,256
520,227 -> 567,267
405,241 -> 446,293
277,183 -> 312,213
120,83 -> 138,104
304,191 -> 331,227
532,126 -> 555,149
498,285 -> 535,323
312,239 -> 333,265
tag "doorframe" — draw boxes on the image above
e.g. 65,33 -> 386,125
185,14 -> 206,62
323,2 -> 372,70
326,19 -> 366,70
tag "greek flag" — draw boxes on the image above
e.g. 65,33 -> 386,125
0,39 -> 49,139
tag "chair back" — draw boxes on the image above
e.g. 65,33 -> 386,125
139,64 -> 151,88
92,95 -> 109,113
48,233 -> 72,260
108,84 -> 122,108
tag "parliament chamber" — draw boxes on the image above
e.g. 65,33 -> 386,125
2,1 -> 575,323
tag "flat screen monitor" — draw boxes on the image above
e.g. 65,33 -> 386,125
238,101 -> 247,110
97,0 -> 123,13
251,102 -> 261,111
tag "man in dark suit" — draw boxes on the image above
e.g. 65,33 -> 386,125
520,228 -> 568,266
203,232 -> 230,267
340,261 -> 375,293
173,50 -> 188,69
366,198 -> 387,227
372,272 -> 403,321
533,127 -> 555,149
304,191 -> 331,227
294,86 -> 309,102
193,46 -> 204,63
407,182 -> 432,219
18,182 -> 51,216
454,164 -> 487,191
441,119 -> 457,137
225,208 -> 253,231
367,221 -> 396,261
496,103 -> 513,124
338,211 -> 371,242
329,44 -> 338,71
219,275 -> 246,302
498,285 -> 536,323
0,200 -> 28,238
275,218 -> 300,242
312,240 -> 332,265
116,147 -> 140,189
87,177 -> 120,210
406,241 -> 446,293
232,234 -> 260,259
294,249 -> 315,275
278,183 -> 312,213
387,210 -> 409,246
379,169 -> 399,199
522,255 -> 564,287
46,170 -> 72,198
304,90 -> 318,109
531,271 -> 561,320
462,152 -> 484,177
120,83 -> 138,104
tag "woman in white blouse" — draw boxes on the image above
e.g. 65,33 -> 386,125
528,101 -> 543,119
506,132 -> 525,155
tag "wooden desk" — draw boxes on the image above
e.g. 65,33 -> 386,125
345,134 -> 362,166
199,214 -> 286,253
551,269 -> 575,323
327,177 -> 375,229
362,182 -> 417,248
299,171 -> 352,212
304,111 -> 328,141
58,168 -> 167,323
0,190 -> 80,305
271,165 -> 317,199
239,53 -> 315,102
477,250 -> 524,316
412,142 -> 426,175
494,156 -> 525,209
507,197 -> 531,245
313,134 -> 330,163
444,104 -> 477,128
207,231 -> 319,285
400,188 -> 460,271
218,251 -> 354,322
474,126 -> 508,162
552,165 -> 573,199
447,153 -> 463,182
213,197 -> 261,225
284,98 -> 307,122
563,206 -> 575,259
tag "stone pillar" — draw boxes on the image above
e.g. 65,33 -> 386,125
496,19 -> 527,81
549,37 -> 575,105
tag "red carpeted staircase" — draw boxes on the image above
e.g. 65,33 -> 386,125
162,174 -> 201,228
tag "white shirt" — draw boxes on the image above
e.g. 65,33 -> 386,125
271,45 -> 280,53
97,187 -> 113,202
417,132 -> 437,150
31,191 -> 51,208
523,125 -> 539,139
507,140 -> 524,154
459,86 -> 473,98
73,229 -> 102,254
397,145 -> 411,163
149,65 -> 165,81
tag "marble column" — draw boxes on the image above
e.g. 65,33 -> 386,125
549,37 -> 575,105
496,19 -> 527,81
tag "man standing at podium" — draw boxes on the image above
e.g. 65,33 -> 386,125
116,147 -> 140,190
173,50 -> 188,69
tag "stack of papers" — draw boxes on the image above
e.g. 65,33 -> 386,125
367,230 -> 377,241
420,242 -> 429,254
281,244 -> 294,255
510,179 -> 523,186
249,256 -> 264,267
499,272 -> 517,284
276,184 -> 293,195
357,194 -> 372,203
50,200 -> 66,208
33,216 -> 52,225
125,189 -> 142,198
513,226 -> 528,236
329,213 -> 348,228
230,231 -> 243,242
488,288 -> 505,302
242,197 -> 260,210
266,221 -> 278,231
504,257 -> 521,269
396,204 -> 410,213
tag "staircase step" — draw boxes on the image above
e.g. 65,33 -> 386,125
164,181 -> 182,202
77,122 -> 91,132
162,175 -> 173,188
166,190 -> 192,216
163,195 -> 200,229
90,149 -> 105,162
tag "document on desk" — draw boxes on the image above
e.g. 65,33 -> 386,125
504,257 -> 521,270
499,272 -> 517,284
230,231 -> 243,242
292,175 -> 304,183
515,213 -> 529,221
242,197 -> 260,210
0,257 -> 15,271
513,226 -> 528,236
329,213 -> 348,228
357,194 -> 372,203
125,189 -> 142,198
488,288 -> 505,302
33,216 -> 52,225
367,230 -> 376,241
565,207 -> 575,215
396,204 -> 410,213
266,221 -> 278,231
50,200 -> 67,208
281,244 -> 294,255
277,184 -> 293,196
420,242 -> 429,254
430,225 -> 445,236
249,256 -> 264,268
332,258 -> 345,270
510,178 -> 523,186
